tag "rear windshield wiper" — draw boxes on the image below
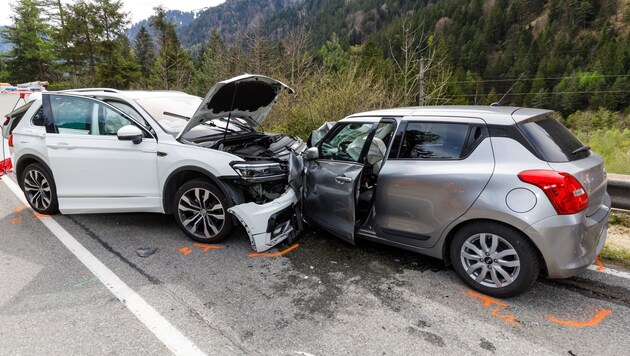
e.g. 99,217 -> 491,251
571,145 -> 591,155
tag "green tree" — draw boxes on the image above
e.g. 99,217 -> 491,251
150,6 -> 192,90
188,30 -> 229,96
134,26 -> 155,89
2,0 -> 55,82
318,33 -> 351,73
95,35 -> 140,88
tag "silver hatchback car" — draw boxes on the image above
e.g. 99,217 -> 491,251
300,106 -> 609,298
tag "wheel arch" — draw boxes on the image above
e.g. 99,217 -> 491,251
15,154 -> 55,191
440,218 -> 547,275
162,166 -> 243,216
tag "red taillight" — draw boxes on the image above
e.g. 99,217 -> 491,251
8,134 -> 13,147
518,170 -> 588,215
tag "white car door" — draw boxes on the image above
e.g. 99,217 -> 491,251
42,93 -> 161,213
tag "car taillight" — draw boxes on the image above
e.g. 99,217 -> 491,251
518,170 -> 588,215
8,134 -> 13,147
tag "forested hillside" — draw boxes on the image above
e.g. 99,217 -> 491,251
1,0 -> 629,172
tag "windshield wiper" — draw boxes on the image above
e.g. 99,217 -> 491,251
571,145 -> 591,155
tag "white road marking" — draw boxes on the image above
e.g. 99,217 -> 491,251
587,264 -> 630,280
2,177 -> 205,356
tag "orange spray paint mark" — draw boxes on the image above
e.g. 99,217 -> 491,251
548,308 -> 612,327
249,243 -> 300,257
595,256 -> 605,271
466,290 -> 520,326
179,247 -> 193,256
193,243 -> 223,252
33,213 -> 51,219
466,291 -> 508,308
492,307 -> 520,325
10,216 -> 23,224
15,204 -> 26,213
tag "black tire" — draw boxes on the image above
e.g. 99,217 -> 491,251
173,179 -> 232,243
21,163 -> 59,215
449,221 -> 540,298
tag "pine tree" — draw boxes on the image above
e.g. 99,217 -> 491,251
2,0 -> 55,82
150,6 -> 192,90
134,26 -> 155,89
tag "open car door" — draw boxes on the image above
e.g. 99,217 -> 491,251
303,122 -> 376,244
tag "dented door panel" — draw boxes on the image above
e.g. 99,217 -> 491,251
303,160 -> 363,244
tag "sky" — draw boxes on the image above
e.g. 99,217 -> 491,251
0,0 -> 225,27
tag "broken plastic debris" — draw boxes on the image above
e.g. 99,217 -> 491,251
137,247 -> 157,258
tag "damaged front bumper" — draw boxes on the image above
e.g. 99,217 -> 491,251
228,188 -> 302,253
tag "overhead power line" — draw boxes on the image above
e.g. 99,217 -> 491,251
446,73 -> 630,84
442,89 -> 630,98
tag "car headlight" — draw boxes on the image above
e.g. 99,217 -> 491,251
231,162 -> 287,183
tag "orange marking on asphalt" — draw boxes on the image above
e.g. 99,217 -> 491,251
466,291 -> 508,308
15,204 -> 26,213
193,243 -> 223,252
248,243 -> 300,257
548,308 -> 612,327
10,216 -> 23,224
33,213 -> 51,219
595,256 -> 605,271
491,307 -> 520,325
179,247 -> 193,256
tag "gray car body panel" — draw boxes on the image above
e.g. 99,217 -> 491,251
312,106 -> 608,280
371,117 -> 494,249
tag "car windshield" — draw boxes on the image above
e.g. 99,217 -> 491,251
133,95 -> 202,133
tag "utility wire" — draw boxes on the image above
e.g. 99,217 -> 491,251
446,73 -> 630,84
436,89 -> 630,98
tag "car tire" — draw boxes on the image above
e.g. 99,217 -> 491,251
173,179 -> 232,243
21,163 -> 59,215
450,221 -> 540,298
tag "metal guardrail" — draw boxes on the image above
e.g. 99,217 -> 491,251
608,174 -> 630,211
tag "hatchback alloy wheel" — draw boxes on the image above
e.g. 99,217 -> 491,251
450,222 -> 540,298
460,233 -> 521,288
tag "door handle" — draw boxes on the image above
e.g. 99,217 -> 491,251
48,142 -> 75,149
335,175 -> 353,184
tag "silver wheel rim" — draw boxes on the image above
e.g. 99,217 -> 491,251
177,187 -> 225,239
460,233 -> 520,288
24,169 -> 52,211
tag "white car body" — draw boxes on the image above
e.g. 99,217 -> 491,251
7,75 -> 305,252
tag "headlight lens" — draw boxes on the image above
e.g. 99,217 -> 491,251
231,162 -> 287,182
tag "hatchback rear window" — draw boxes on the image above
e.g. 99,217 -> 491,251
4,101 -> 34,137
518,116 -> 588,162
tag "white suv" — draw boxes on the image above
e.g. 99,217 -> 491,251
4,75 -> 305,252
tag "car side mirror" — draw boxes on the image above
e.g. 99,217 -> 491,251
304,147 -> 319,160
117,125 -> 143,144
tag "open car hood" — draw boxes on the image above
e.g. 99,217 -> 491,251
177,74 -> 294,139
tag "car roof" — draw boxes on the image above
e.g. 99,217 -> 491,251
344,105 -> 553,125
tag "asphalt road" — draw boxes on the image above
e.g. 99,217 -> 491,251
1,174 -> 629,355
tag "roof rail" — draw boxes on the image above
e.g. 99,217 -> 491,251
60,88 -> 122,93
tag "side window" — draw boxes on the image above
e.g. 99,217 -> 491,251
97,105 -> 136,135
48,95 -> 147,137
320,123 -> 374,162
50,95 -> 92,134
105,100 -> 153,133
32,107 -> 45,126
399,122 -> 469,160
